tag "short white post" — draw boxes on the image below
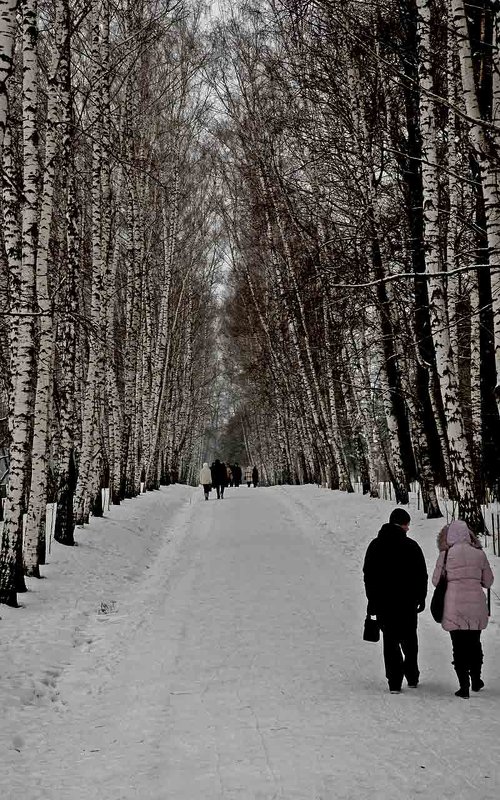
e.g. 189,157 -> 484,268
101,487 -> 110,512
45,503 -> 57,560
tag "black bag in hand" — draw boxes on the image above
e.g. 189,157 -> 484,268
430,550 -> 448,623
363,615 -> 380,642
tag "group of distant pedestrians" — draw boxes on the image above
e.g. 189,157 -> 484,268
199,459 -> 259,500
363,508 -> 494,698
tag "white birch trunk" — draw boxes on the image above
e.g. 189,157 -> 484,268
0,0 -> 39,603
345,333 -> 380,497
104,177 -> 124,505
469,272 -> 482,465
0,124 -> 23,605
25,0 -> 64,575
145,182 -> 177,486
452,0 -> 500,405
99,3 -> 121,504
74,5 -> 106,523
54,3 -> 77,546
419,1 -> 482,528
322,299 -> 353,491
400,358 -> 442,518
0,0 -> 17,159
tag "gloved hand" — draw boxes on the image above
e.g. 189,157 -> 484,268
416,602 -> 425,613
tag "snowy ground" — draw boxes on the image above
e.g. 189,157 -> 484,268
1,483 -> 499,799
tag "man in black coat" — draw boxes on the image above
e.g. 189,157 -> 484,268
363,507 -> 428,693
233,463 -> 242,487
211,459 -> 226,499
252,465 -> 259,487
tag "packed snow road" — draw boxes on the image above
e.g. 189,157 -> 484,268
2,485 -> 500,799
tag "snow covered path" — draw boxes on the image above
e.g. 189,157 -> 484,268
2,485 -> 500,799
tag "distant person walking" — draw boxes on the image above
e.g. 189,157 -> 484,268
432,520 -> 494,699
363,508 -> 428,694
244,466 -> 253,487
211,459 -> 227,499
252,465 -> 259,487
199,463 -> 212,501
233,463 -> 242,487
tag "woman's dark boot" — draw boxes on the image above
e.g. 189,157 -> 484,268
470,636 -> 484,691
470,674 -> 484,692
454,669 -> 470,698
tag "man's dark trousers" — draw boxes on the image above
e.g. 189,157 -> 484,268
379,613 -> 419,690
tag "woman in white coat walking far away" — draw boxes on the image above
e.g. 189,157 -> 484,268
200,462 -> 212,500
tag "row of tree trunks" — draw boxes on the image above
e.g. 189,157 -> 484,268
0,3 -> 219,606
214,1 -> 499,529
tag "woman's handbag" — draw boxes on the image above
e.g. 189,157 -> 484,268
430,550 -> 448,623
363,614 -> 380,642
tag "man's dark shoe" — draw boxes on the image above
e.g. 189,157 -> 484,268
407,683 -> 418,689
455,688 -> 469,699
471,678 -> 484,692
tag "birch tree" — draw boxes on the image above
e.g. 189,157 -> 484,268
0,0 -> 18,159
0,0 -> 39,604
1,0 -> 221,606
24,0 -> 66,575
417,0 -> 481,525
214,0 -> 498,523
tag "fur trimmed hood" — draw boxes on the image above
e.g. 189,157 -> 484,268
436,521 -> 482,551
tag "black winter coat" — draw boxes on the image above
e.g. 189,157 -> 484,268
211,461 -> 227,487
363,523 -> 428,621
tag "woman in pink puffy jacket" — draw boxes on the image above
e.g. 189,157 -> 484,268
432,520 -> 494,699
